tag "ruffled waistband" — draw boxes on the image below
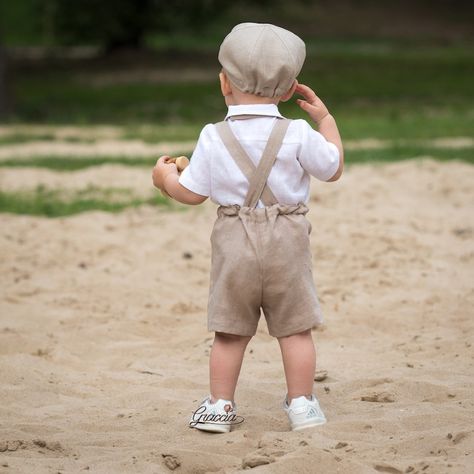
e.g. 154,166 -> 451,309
216,202 -> 309,220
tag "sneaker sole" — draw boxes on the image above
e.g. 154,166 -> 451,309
192,422 -> 231,433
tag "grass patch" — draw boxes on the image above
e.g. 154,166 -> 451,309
0,156 -> 139,171
0,132 -> 56,145
8,43 -> 474,142
332,107 -> 474,141
62,136 -> 97,144
347,146 -> 474,164
0,185 -> 170,217
0,133 -> 97,145
121,124 -> 202,143
0,146 -> 472,172
0,156 -> 174,170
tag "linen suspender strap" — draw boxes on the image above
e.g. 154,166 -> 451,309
244,119 -> 290,209
215,118 -> 290,208
214,120 -> 270,202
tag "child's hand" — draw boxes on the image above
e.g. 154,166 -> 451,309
152,156 -> 178,193
295,83 -> 330,124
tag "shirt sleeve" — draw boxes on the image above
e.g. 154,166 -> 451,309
178,124 -> 212,196
296,120 -> 340,181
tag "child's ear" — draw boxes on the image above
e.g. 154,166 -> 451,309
219,71 -> 232,97
280,80 -> 298,102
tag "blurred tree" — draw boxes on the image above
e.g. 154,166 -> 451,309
0,35 -> 11,119
52,0 -> 153,51
1,0 -> 473,49
0,0 -> 44,46
0,45 -> 7,118
50,0 -> 267,52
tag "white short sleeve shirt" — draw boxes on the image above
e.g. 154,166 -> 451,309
179,104 -> 340,208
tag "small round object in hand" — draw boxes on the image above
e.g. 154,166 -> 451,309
161,156 -> 190,198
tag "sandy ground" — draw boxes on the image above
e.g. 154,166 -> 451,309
1,159 -> 473,473
0,141 -> 197,160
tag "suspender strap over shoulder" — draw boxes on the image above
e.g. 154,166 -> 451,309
215,118 -> 290,208
244,118 -> 290,208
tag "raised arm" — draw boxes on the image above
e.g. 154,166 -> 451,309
295,83 -> 344,181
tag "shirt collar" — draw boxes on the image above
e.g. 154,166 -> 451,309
225,103 -> 283,120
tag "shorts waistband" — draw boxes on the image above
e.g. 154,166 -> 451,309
216,202 -> 309,221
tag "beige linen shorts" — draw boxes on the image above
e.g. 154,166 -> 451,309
207,202 -> 323,338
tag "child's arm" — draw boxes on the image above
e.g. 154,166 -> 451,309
152,156 -> 208,205
295,83 -> 344,181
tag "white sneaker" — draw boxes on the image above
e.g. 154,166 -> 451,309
283,394 -> 327,431
189,395 -> 237,433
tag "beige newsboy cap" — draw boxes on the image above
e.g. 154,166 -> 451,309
218,23 -> 306,98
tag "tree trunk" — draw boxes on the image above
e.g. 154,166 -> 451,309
0,44 -> 9,119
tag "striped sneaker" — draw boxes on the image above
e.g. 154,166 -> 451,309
283,394 -> 327,431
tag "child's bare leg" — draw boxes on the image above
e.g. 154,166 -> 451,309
209,332 -> 252,403
277,328 -> 316,403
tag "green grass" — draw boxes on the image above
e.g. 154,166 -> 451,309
0,146 -> 471,172
0,156 -> 163,170
121,124 -> 202,143
347,146 -> 474,164
8,42 -> 474,142
332,107 -> 474,141
0,126 -> 199,145
0,132 -> 56,145
0,133 -> 97,145
0,185 -> 170,217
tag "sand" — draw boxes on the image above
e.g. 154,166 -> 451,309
0,158 -> 473,473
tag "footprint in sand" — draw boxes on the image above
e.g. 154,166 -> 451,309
361,392 -> 395,403
241,452 -> 275,469
161,453 -> 181,470
314,369 -> 328,382
374,463 -> 403,474
447,431 -> 470,445
32,439 -> 64,452
0,440 -> 24,452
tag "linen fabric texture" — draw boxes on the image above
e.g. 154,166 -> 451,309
178,104 -> 340,208
218,22 -> 306,98
207,118 -> 324,338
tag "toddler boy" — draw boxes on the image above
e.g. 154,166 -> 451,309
153,23 -> 343,432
